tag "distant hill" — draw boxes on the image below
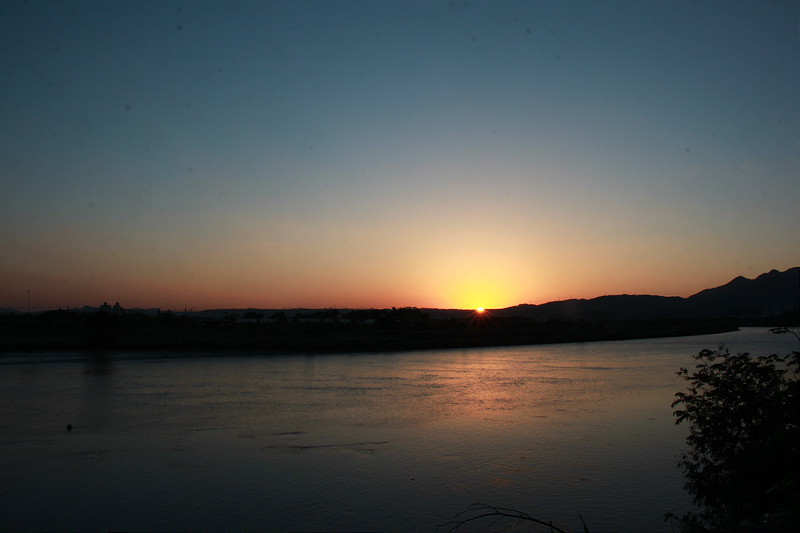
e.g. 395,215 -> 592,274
686,268 -> 799,318
3,268 -> 796,354
494,267 -> 799,322
42,268 -> 797,324
190,267 -> 798,323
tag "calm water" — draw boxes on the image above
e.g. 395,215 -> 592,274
1,328 -> 796,532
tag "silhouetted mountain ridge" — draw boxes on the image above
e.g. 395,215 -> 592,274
3,268 -> 796,355
495,267 -> 799,322
686,268 -> 799,318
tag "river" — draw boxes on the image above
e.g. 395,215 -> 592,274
1,327 -> 795,532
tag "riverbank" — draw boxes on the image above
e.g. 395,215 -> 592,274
0,309 -> 753,358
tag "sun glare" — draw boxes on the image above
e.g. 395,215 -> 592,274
436,267 -> 519,310
476,307 -> 485,313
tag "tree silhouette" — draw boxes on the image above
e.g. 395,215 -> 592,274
669,329 -> 799,531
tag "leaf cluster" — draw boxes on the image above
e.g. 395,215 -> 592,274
671,333 -> 799,531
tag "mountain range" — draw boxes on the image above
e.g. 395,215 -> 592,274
1,268 -> 796,354
491,267 -> 799,322
189,267 -> 798,324
3,268 -> 796,324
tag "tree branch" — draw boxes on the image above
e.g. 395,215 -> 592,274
441,503 -> 572,533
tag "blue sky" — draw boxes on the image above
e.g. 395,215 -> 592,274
1,0 -> 797,310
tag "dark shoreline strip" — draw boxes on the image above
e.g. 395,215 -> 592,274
286,441 -> 389,449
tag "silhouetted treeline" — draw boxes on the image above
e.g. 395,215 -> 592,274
0,306 -> 783,355
2,267 -> 795,355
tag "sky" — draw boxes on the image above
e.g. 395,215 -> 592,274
1,0 -> 798,311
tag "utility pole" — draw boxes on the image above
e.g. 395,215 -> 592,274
27,290 -> 31,315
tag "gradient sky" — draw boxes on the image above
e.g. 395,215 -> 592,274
1,0 -> 798,311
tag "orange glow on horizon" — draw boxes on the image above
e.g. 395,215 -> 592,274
445,281 -> 517,311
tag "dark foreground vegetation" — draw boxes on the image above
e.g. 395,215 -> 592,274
667,327 -> 800,532
2,305 -> 788,356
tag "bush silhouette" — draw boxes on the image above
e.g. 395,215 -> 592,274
670,329 -> 799,531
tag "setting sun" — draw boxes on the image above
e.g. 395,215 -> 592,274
476,307 -> 485,313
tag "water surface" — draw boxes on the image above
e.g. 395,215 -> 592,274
1,328 -> 795,532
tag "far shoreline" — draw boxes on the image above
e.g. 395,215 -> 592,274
0,317 -> 747,364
